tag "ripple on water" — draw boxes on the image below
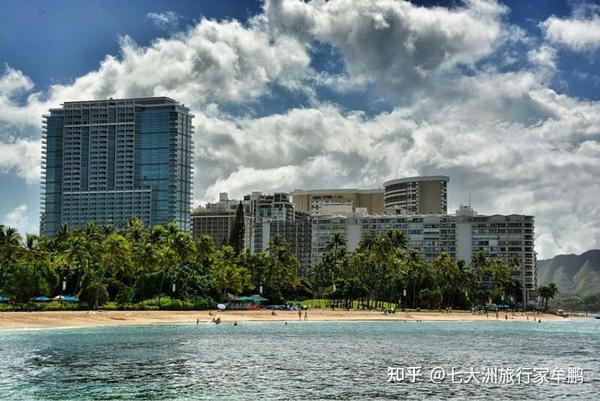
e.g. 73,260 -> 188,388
0,321 -> 598,400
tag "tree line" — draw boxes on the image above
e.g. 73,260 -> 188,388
311,231 -> 530,310
1,219 -> 545,310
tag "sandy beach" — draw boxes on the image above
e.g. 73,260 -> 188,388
0,309 -> 576,330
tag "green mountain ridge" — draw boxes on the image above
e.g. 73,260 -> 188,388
537,250 -> 600,298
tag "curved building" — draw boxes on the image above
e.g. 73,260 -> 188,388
383,176 -> 448,214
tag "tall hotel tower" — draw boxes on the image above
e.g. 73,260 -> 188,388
41,97 -> 193,236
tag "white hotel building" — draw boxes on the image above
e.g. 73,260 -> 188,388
311,205 -> 536,303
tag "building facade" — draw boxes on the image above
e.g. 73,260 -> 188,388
41,97 -> 193,235
244,192 -> 295,222
311,206 -> 536,303
383,176 -> 449,214
291,188 -> 384,216
191,193 -> 253,250
254,211 -> 312,274
244,192 -> 312,271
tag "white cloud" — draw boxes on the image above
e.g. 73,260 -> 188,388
527,45 -> 557,78
3,204 -> 37,235
4,204 -> 27,228
192,68 -> 600,259
541,12 -> 600,52
147,11 -> 181,30
1,0 -> 599,258
264,0 -> 509,92
0,138 -> 41,183
0,15 -> 312,184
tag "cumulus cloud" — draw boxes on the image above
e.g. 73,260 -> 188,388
0,66 -> 44,127
3,204 -> 37,235
147,11 -> 181,30
541,8 -> 600,52
3,204 -> 28,228
0,138 -> 41,183
193,66 -> 600,259
264,0 -> 509,92
1,0 -> 599,258
0,14 -> 312,184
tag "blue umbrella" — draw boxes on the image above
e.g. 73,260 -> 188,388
34,296 -> 50,302
63,296 -> 79,303
0,295 -> 9,303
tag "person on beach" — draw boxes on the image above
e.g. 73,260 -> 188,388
196,318 -> 199,325
298,310 -> 302,321
234,321 -> 238,326
304,310 -> 308,321
495,311 -> 499,320
505,314 -> 508,320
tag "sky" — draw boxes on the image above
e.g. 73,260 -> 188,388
1,0 -> 599,259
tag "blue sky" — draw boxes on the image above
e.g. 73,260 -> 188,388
1,0 -> 599,258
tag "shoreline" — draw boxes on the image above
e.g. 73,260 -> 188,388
0,310 -> 583,331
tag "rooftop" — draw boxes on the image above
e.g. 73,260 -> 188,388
383,175 -> 449,186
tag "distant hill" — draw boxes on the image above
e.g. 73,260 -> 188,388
537,250 -> 600,298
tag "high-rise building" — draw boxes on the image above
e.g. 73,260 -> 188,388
311,206 -> 536,303
254,211 -> 312,274
383,176 -> 449,214
291,188 -> 384,216
244,192 -> 295,222
191,193 -> 253,250
41,97 -> 193,235
245,192 -> 312,271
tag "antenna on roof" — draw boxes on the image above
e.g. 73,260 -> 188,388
468,191 -> 471,207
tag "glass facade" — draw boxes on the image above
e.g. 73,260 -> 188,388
40,97 -> 193,236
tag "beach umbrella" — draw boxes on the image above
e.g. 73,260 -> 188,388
0,295 -> 9,303
63,296 -> 79,303
34,296 -> 50,302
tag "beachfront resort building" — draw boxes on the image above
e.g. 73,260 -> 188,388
383,175 -> 449,214
245,192 -> 312,272
40,97 -> 193,235
191,193 -> 253,251
311,205 -> 536,303
253,211 -> 313,274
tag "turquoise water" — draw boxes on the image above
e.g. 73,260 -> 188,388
0,320 -> 598,400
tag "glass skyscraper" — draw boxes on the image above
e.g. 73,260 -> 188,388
41,97 -> 193,236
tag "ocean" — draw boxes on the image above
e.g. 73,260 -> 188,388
0,320 -> 598,400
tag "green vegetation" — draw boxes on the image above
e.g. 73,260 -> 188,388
537,282 -> 559,308
311,230 -> 523,310
1,220 -> 524,310
551,294 -> 600,312
228,202 -> 246,255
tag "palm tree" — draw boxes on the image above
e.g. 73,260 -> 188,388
1,227 -> 22,265
264,235 -> 300,297
538,282 -> 560,308
65,233 -> 92,294
212,246 -> 248,299
433,251 -> 462,308
88,233 -> 132,308
547,282 -> 559,305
